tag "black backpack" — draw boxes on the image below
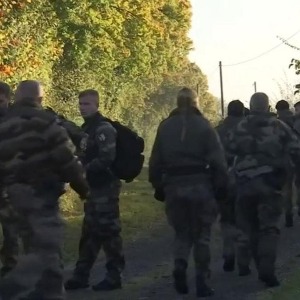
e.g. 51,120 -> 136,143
104,118 -> 145,182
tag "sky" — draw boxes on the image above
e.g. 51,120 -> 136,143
189,0 -> 300,107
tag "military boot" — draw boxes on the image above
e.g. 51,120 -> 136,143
285,213 -> 293,228
196,274 -> 214,298
173,259 -> 188,294
223,255 -> 235,272
0,266 -> 13,278
238,265 -> 251,276
92,261 -> 122,291
64,275 -> 89,290
259,274 -> 280,287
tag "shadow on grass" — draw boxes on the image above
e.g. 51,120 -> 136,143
62,168 -> 164,264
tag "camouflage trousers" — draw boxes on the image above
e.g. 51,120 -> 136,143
235,176 -> 282,277
294,173 -> 300,212
219,194 -> 246,260
164,181 -> 218,277
0,184 -> 64,300
283,170 -> 296,216
73,181 -> 125,283
0,201 -> 19,276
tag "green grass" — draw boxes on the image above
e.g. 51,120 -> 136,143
257,260 -> 300,300
62,168 -> 165,264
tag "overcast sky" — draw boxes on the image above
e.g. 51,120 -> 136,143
189,0 -> 300,107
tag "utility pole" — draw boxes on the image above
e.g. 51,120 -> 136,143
219,61 -> 225,117
196,83 -> 200,95
254,81 -> 257,93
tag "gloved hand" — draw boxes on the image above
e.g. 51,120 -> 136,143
70,178 -> 90,201
154,187 -> 165,202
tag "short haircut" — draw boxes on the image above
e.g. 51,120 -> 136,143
250,92 -> 269,112
0,81 -> 11,99
177,87 -> 198,109
79,89 -> 99,99
294,101 -> 300,109
275,100 -> 289,111
227,100 -> 244,117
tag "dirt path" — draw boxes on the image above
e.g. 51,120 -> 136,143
66,214 -> 300,300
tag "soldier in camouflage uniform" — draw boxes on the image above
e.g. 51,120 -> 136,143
215,100 -> 244,272
225,93 -> 300,287
149,87 -> 228,298
0,80 -> 89,300
293,101 -> 300,216
65,89 -> 125,292
0,82 -> 19,278
276,100 -> 296,227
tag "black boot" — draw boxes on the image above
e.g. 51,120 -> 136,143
92,278 -> 122,291
285,213 -> 294,228
196,274 -> 214,298
238,265 -> 251,276
93,261 -> 122,291
259,274 -> 280,287
0,266 -> 13,278
173,259 -> 188,295
223,255 -> 235,272
64,276 -> 89,290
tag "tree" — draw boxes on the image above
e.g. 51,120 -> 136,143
0,0 -> 61,102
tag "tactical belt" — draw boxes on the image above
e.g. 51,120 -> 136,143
165,165 -> 210,177
235,165 -> 273,179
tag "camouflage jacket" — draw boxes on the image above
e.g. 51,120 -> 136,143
224,112 -> 300,179
215,116 -> 243,146
80,112 -> 118,186
294,115 -> 300,136
277,109 -> 294,128
0,102 -> 88,196
149,107 -> 228,188
44,107 -> 85,151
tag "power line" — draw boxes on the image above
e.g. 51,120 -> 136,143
223,29 -> 300,67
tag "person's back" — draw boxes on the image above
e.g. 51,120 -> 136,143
0,80 -> 89,300
157,109 -> 220,172
276,100 -> 294,128
225,92 -> 300,288
215,100 -> 245,272
149,87 -> 228,298
228,112 -> 289,174
216,100 -> 245,153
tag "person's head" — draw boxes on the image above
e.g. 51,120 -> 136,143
275,100 -> 289,112
294,101 -> 300,115
177,87 -> 199,110
244,107 -> 250,116
250,92 -> 269,113
0,81 -> 11,110
15,80 -> 44,105
78,89 -> 99,118
227,100 -> 244,117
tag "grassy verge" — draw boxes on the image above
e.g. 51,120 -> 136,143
257,266 -> 300,300
62,168 -> 165,263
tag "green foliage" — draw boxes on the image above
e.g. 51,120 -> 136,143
0,0 -> 219,145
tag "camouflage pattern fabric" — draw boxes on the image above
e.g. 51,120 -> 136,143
235,177 -> 282,277
216,116 -> 243,261
0,184 -> 64,300
164,181 -> 218,277
277,110 -> 296,218
72,182 -> 124,283
0,103 -> 88,299
70,114 -> 124,284
224,111 -> 300,277
0,190 -> 19,277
